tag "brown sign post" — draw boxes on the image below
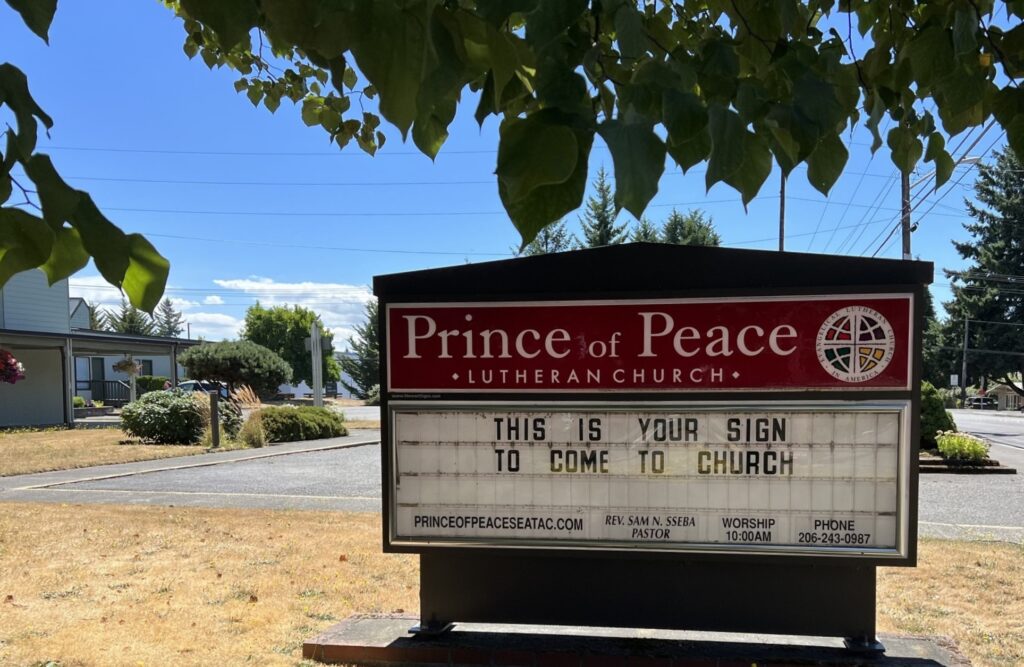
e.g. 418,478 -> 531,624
373,243 -> 930,654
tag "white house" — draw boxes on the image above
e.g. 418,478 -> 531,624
0,270 -> 196,427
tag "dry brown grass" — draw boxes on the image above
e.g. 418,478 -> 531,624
0,504 -> 417,666
879,539 -> 1024,666
345,420 -> 381,430
0,505 -> 1017,667
0,429 -> 203,477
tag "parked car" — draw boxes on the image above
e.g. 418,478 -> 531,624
965,396 -> 998,410
175,380 -> 229,399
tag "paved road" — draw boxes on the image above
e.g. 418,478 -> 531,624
4,410 -> 1022,543
917,409 -> 1024,543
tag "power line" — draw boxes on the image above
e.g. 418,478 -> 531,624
145,232 -> 510,257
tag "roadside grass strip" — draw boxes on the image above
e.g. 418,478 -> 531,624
0,504 -> 1019,666
0,429 -> 204,477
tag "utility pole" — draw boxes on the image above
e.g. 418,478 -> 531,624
311,319 -> 324,407
960,316 -> 969,404
779,173 -> 786,252
901,171 -> 911,260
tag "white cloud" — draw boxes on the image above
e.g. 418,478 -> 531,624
212,276 -> 373,347
204,295 -> 225,305
67,275 -> 124,308
185,313 -> 244,340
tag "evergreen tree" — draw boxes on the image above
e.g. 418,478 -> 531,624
153,298 -> 186,337
340,299 -> 380,399
661,209 -> 721,246
518,219 -> 576,255
943,147 -> 1024,397
631,218 -> 661,242
578,168 -> 628,248
102,297 -> 156,335
87,302 -> 104,330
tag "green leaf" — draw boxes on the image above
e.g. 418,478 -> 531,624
662,89 -> 708,144
0,63 -> 54,157
301,98 -> 322,126
4,0 -> 57,42
904,26 -> 954,89
993,87 -> 1024,159
122,234 -> 170,313
697,40 -> 739,100
69,194 -> 130,288
348,0 -> 432,139
665,130 -> 711,173
40,226 -> 89,285
793,72 -> 845,137
0,207 -> 54,286
476,0 -> 538,26
178,0 -> 258,49
497,112 -> 594,247
706,105 -> 771,205
924,132 -> 954,190
805,133 -> 848,196
953,6 -> 979,58
496,113 -> 579,203
24,154 -> 81,229
613,3 -> 647,61
597,119 -> 666,219
887,126 -> 923,174
524,0 -> 587,54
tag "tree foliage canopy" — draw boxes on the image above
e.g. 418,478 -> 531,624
242,303 -> 340,386
101,297 -> 157,336
178,339 -> 292,398
661,208 -> 721,246
5,1 -> 1024,299
943,147 -> 1024,396
578,167 -> 628,247
339,299 -> 379,399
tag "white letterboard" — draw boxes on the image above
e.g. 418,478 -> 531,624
389,403 -> 910,557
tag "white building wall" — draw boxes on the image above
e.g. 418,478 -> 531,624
0,348 -> 65,427
1,270 -> 70,334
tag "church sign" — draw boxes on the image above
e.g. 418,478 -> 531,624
374,245 -> 929,648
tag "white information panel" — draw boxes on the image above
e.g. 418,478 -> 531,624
390,403 -> 910,557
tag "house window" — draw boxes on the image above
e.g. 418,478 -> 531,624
140,360 -> 153,376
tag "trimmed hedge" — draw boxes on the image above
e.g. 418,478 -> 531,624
121,389 -> 205,444
921,381 -> 956,449
260,406 -> 347,443
178,341 -> 292,398
136,375 -> 171,394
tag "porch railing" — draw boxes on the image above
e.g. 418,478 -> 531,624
75,380 -> 131,404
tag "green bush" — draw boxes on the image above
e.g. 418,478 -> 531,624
921,381 -> 956,449
178,341 -> 292,398
121,389 -> 205,444
936,431 -> 990,462
365,384 -> 380,406
73,396 -> 86,408
260,406 -> 347,443
136,375 -> 171,394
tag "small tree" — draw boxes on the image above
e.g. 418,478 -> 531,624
102,297 -> 156,335
661,209 -> 721,247
518,219 -> 575,255
242,303 -> 340,387
340,299 -> 380,400
86,302 -> 104,330
631,218 -> 661,242
153,298 -> 185,337
578,168 -> 628,248
178,340 -> 292,398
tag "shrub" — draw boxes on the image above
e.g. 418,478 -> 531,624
936,431 -> 990,462
73,396 -> 86,408
93,400 -> 104,408
238,411 -> 267,448
136,375 -> 171,394
121,389 -> 205,444
178,341 -> 292,398
365,384 -> 380,406
921,381 -> 956,449
190,393 -> 244,439
260,406 -> 347,443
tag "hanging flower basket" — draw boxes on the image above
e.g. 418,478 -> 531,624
113,358 -> 142,375
0,349 -> 26,385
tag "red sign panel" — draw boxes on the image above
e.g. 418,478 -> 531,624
386,294 -> 913,393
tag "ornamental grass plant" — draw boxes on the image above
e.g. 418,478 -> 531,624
935,430 -> 990,463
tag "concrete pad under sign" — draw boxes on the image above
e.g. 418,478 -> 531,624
303,615 -> 970,666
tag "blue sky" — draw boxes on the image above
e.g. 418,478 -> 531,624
1,1 -> 997,343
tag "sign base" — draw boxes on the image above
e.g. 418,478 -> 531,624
303,615 -> 968,666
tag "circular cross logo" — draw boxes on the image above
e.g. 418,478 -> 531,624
816,306 -> 895,383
